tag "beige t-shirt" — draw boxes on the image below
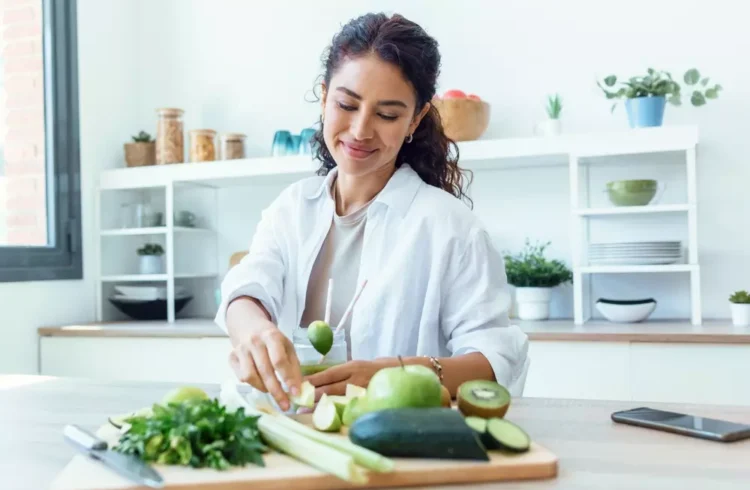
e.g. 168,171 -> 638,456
300,182 -> 374,359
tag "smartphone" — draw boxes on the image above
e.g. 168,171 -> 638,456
611,406 -> 750,442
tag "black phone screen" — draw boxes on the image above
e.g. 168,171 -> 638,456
612,407 -> 750,442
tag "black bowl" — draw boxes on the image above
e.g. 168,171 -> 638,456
108,296 -> 193,320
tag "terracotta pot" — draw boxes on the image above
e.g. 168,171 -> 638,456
432,98 -> 490,141
124,141 -> 156,167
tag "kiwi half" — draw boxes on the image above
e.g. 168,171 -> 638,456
457,380 -> 511,418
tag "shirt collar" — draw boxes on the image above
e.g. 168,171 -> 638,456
304,164 -> 423,218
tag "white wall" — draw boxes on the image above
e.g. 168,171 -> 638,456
120,0 -> 748,321
0,0 -> 141,374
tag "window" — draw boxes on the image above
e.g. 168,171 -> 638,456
0,0 -> 81,282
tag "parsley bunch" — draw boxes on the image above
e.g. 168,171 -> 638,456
114,398 -> 267,470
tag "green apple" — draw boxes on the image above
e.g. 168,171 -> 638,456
365,363 -> 442,412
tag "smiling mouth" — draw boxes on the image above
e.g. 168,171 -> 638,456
340,141 -> 377,159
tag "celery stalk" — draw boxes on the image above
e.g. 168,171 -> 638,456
258,416 -> 368,484
268,413 -> 395,473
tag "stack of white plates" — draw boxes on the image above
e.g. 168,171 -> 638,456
112,285 -> 189,301
588,241 -> 682,265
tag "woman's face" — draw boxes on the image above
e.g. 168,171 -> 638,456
322,53 -> 429,178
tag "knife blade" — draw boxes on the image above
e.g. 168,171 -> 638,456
64,424 -> 164,488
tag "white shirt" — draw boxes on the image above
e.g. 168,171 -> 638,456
214,164 -> 530,396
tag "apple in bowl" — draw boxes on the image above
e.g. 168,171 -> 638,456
432,89 -> 489,141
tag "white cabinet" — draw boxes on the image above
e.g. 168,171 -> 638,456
524,340 -> 750,406
39,335 -> 750,407
40,337 -> 234,384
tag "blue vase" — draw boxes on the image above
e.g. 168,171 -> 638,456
625,96 -> 666,128
272,130 -> 292,156
287,135 -> 301,155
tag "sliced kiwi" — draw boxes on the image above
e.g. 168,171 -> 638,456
486,418 -> 531,453
457,380 -> 511,418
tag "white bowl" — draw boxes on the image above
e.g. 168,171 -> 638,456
595,298 -> 656,323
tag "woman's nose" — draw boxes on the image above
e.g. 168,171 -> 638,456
350,112 -> 374,140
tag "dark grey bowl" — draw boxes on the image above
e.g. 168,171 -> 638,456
108,296 -> 192,320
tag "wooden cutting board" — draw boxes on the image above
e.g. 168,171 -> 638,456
52,415 -> 558,490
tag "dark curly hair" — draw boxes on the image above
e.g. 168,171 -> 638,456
311,12 -> 473,207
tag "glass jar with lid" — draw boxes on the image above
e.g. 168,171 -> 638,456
219,132 -> 246,160
156,108 -> 184,164
189,129 -> 217,162
293,326 -> 348,376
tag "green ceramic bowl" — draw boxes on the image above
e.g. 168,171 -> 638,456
606,179 -> 658,206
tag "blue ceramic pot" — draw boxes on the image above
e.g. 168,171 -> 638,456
272,130 -> 292,156
625,96 -> 666,128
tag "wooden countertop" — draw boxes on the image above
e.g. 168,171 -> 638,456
2,375 -> 748,489
37,318 -> 750,344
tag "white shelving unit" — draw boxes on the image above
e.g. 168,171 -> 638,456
95,124 -> 701,325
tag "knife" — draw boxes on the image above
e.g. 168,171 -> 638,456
64,424 -> 164,488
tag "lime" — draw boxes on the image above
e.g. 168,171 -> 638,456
307,320 -> 333,355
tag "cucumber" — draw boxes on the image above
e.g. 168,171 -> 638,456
349,408 -> 489,461
486,418 -> 531,453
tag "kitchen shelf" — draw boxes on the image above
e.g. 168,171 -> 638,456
100,226 -> 213,236
98,125 -> 699,190
576,204 -> 691,216
578,264 -> 698,274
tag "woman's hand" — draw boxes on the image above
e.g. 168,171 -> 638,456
305,359 -> 392,400
228,318 -> 303,411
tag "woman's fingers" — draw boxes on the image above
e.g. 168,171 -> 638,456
249,341 -> 290,411
267,336 -> 303,396
314,380 -> 349,401
228,346 -> 267,393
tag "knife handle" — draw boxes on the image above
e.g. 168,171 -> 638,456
64,424 -> 108,451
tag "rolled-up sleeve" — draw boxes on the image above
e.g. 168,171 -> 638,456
440,228 -> 530,396
214,194 -> 288,332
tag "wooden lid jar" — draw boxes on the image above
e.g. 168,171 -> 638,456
189,129 -> 217,162
156,108 -> 184,164
219,132 -> 246,160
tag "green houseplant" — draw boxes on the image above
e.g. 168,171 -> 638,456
137,243 -> 164,275
537,94 -> 563,136
504,240 -> 572,320
597,68 -> 722,128
124,130 -> 156,167
729,290 -> 750,327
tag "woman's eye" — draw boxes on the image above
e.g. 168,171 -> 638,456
337,102 -> 356,111
379,114 -> 398,121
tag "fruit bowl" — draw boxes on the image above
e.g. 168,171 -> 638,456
595,298 -> 657,323
432,97 -> 490,142
606,179 -> 658,206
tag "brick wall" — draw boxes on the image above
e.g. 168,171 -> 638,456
0,0 -> 46,246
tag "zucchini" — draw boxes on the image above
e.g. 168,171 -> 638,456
349,408 -> 489,461
464,416 -> 502,450
486,418 -> 531,452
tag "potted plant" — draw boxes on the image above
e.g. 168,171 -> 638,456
536,93 -> 562,136
137,243 -> 165,275
597,68 -> 722,128
729,290 -> 750,327
504,239 -> 573,321
124,131 -> 156,167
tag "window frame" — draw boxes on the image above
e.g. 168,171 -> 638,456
0,0 -> 82,282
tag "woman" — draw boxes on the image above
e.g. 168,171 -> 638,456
216,12 -> 528,411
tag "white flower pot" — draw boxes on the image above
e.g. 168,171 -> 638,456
139,255 -> 163,275
515,287 -> 553,321
730,303 -> 750,327
536,119 -> 561,136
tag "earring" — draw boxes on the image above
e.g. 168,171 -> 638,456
405,133 -> 413,143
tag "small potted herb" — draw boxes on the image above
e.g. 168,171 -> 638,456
729,290 -> 750,327
598,68 -> 721,128
536,93 -> 562,136
504,239 -> 573,321
124,131 -> 156,167
137,243 -> 165,275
